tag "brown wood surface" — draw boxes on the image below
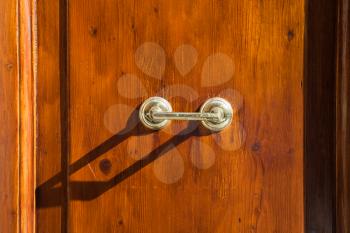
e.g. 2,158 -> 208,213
35,0 -> 305,232
336,0 -> 350,232
0,0 -> 36,232
0,0 -> 346,232
35,0 -> 68,232
304,0 -> 338,232
18,0 -> 36,232
0,0 -> 20,231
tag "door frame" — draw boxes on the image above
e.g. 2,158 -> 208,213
304,0 -> 349,232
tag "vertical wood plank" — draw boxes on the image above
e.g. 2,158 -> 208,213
18,0 -> 36,232
0,0 -> 19,231
336,0 -> 350,232
0,0 -> 36,232
35,0 -> 69,232
305,0 -> 338,232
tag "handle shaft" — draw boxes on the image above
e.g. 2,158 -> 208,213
151,111 -> 221,121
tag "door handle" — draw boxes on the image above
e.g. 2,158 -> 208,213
139,97 -> 233,131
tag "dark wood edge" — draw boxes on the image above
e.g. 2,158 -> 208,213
304,0 -> 337,232
59,0 -> 70,231
305,0 -> 350,232
18,0 -> 37,232
336,0 -> 350,232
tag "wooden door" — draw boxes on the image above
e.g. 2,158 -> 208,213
3,0 -> 350,232
34,0 -> 306,232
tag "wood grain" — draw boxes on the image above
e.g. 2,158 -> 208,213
35,0 -> 68,232
0,0 -> 36,232
36,0 -> 305,232
336,0 -> 350,232
0,0 -> 19,231
9,0 -> 346,232
18,0 -> 36,231
304,0 -> 338,232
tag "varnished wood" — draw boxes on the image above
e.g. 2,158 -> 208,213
304,0 -> 338,232
18,0 -> 37,232
0,0 -> 20,231
336,0 -> 350,232
0,0 -> 36,232
0,0 -> 346,232
35,0 -> 67,232
36,0 -> 305,232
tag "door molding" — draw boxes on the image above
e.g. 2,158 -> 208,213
305,0 -> 349,232
336,0 -> 350,232
304,0 -> 337,231
0,0 -> 37,232
305,0 -> 350,232
18,0 -> 37,232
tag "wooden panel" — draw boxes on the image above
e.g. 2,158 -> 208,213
336,0 -> 350,232
69,0 -> 304,232
18,0 -> 36,231
36,0 -> 305,232
35,0 -> 68,232
304,0 -> 338,232
0,0 -> 36,232
0,0 -> 19,231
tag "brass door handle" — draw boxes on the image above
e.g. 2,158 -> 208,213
139,97 -> 233,131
